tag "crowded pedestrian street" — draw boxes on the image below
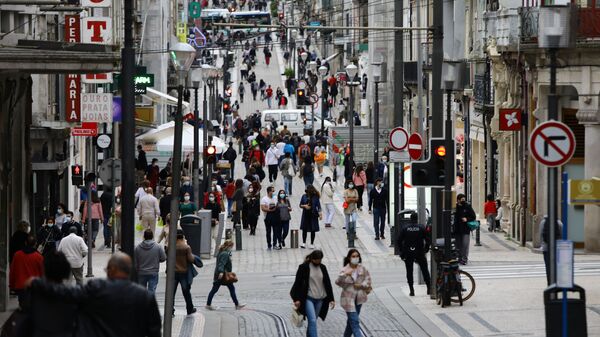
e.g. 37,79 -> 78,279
1,0 -> 600,336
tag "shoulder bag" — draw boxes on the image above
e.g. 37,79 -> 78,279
221,272 -> 238,284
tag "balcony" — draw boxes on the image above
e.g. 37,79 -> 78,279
474,73 -> 494,113
520,5 -> 600,45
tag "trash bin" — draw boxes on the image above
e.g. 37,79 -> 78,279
544,285 -> 587,337
180,215 -> 203,256
392,209 -> 418,255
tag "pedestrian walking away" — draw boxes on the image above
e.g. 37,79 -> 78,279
206,241 -> 245,310
58,226 -> 88,285
135,229 -> 166,294
299,185 -> 322,249
365,161 -> 375,204
231,180 -> 245,227
453,194 -> 476,265
261,186 -> 281,250
9,235 -> 44,307
238,82 -> 245,103
82,191 -> 104,248
173,229 -> 197,315
280,152 -> 296,195
335,249 -> 372,337
266,141 -> 280,183
368,178 -> 389,240
352,165 -> 367,211
290,250 -> 335,337
539,216 -> 563,285
243,186 -> 260,234
484,194 -> 498,232
277,190 -> 292,247
300,157 -> 316,188
137,187 -> 160,234
397,213 -> 432,296
321,177 -> 336,228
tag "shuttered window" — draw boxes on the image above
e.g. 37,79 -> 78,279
563,108 -> 585,159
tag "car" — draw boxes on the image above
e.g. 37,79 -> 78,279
260,109 -> 335,135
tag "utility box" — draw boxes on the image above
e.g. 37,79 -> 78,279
181,211 -> 212,258
544,285 -> 587,337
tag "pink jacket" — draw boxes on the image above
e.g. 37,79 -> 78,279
82,202 -> 104,222
352,171 -> 367,187
335,265 -> 372,312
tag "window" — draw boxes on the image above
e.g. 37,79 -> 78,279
15,14 -> 28,34
282,113 -> 297,122
1,11 -> 11,34
264,113 -> 280,122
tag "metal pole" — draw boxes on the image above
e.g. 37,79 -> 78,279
112,120 -> 119,253
548,48 -> 558,285
444,89 -> 453,259
349,84 -> 354,161
430,0 -> 444,299
416,0 -> 427,241
193,86 -> 200,209
163,81 -> 185,337
86,142 -> 94,277
393,0 -> 404,233
120,0 -> 136,262
373,82 -> 379,175
321,77 -> 326,135
202,82 -> 208,208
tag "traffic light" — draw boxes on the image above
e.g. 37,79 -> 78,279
278,12 -> 284,21
204,145 -> 217,164
411,138 -> 454,187
71,164 -> 83,186
296,88 -> 309,106
222,98 -> 231,114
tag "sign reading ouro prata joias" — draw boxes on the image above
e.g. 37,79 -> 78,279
81,0 -> 112,83
81,93 -> 113,123
65,15 -> 81,122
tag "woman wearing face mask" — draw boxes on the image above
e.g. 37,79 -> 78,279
242,186 -> 260,235
36,216 -> 61,255
206,240 -> 245,310
179,192 -> 197,217
205,192 -> 222,227
343,181 -> 359,246
266,142 -> 280,183
55,203 -> 67,229
335,249 -> 372,337
82,191 -> 104,249
352,165 -> 367,211
299,185 -> 322,249
290,250 -> 335,337
231,180 -> 245,229
276,190 -> 292,247
320,177 -> 336,228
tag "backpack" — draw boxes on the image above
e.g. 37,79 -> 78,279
235,118 -> 244,131
300,145 -> 310,159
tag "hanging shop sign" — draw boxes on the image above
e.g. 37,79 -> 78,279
81,93 -> 113,123
65,15 -> 81,122
499,108 -> 522,131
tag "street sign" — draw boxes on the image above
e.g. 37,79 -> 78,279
72,122 -> 98,137
408,133 -> 423,160
389,150 -> 410,163
570,179 -> 600,205
81,93 -> 113,122
389,127 -> 409,151
96,134 -> 111,149
499,108 -> 522,131
309,93 -> 319,104
529,121 -> 575,167
98,158 -> 122,187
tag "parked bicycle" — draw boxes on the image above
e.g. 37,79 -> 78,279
433,240 -> 476,307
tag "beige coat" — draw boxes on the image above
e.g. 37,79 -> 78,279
335,264 -> 372,312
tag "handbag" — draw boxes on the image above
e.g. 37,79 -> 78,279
232,201 -> 237,213
467,220 -> 480,231
291,307 -> 304,328
343,201 -> 349,209
221,272 -> 238,284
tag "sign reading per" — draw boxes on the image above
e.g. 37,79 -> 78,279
81,93 -> 113,123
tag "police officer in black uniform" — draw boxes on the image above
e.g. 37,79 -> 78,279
397,213 -> 431,296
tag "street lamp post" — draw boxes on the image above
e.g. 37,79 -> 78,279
346,63 -> 358,162
308,61 -> 317,134
318,65 -> 328,136
372,62 -> 383,176
192,80 -> 200,210
300,51 -> 308,79
164,42 -> 196,337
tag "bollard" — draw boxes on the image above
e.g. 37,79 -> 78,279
347,221 -> 356,248
290,229 -> 299,248
235,224 -> 242,250
475,226 -> 482,246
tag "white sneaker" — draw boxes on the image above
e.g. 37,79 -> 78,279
236,303 -> 247,310
300,243 -> 306,248
205,305 -> 218,311
308,244 -> 314,249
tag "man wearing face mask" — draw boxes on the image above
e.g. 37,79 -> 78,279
266,142 -> 281,183
368,178 -> 389,240
61,211 -> 84,238
261,187 -> 281,250
453,194 -> 476,265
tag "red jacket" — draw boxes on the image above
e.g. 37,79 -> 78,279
484,201 -> 497,216
248,150 -> 265,166
224,183 -> 236,199
9,248 -> 44,290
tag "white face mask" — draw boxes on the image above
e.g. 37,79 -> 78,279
184,196 -> 190,201
57,209 -> 63,215
209,197 -> 215,202
65,216 -> 72,223
348,184 -> 354,189
249,188 -> 254,193
350,257 -> 360,265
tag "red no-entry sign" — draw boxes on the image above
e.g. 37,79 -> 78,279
408,133 -> 423,160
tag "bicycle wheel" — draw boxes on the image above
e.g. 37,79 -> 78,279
450,270 -> 476,303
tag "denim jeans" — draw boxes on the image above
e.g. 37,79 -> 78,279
227,198 -> 233,217
174,272 -> 194,313
284,176 -> 293,195
373,208 -> 386,238
103,217 -> 112,246
343,304 -> 362,337
303,174 -> 314,188
280,220 -> 290,244
366,183 -> 374,204
138,273 -> 159,294
206,281 -> 239,306
305,297 -> 324,337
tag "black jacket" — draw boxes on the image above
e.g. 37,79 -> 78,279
397,223 -> 430,258
223,147 -> 237,163
159,194 -> 172,219
368,188 -> 388,211
27,278 -> 161,337
9,230 -> 28,263
290,262 -> 334,320
453,203 -> 476,235
61,221 -> 84,238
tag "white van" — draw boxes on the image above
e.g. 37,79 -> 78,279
260,109 -> 334,135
